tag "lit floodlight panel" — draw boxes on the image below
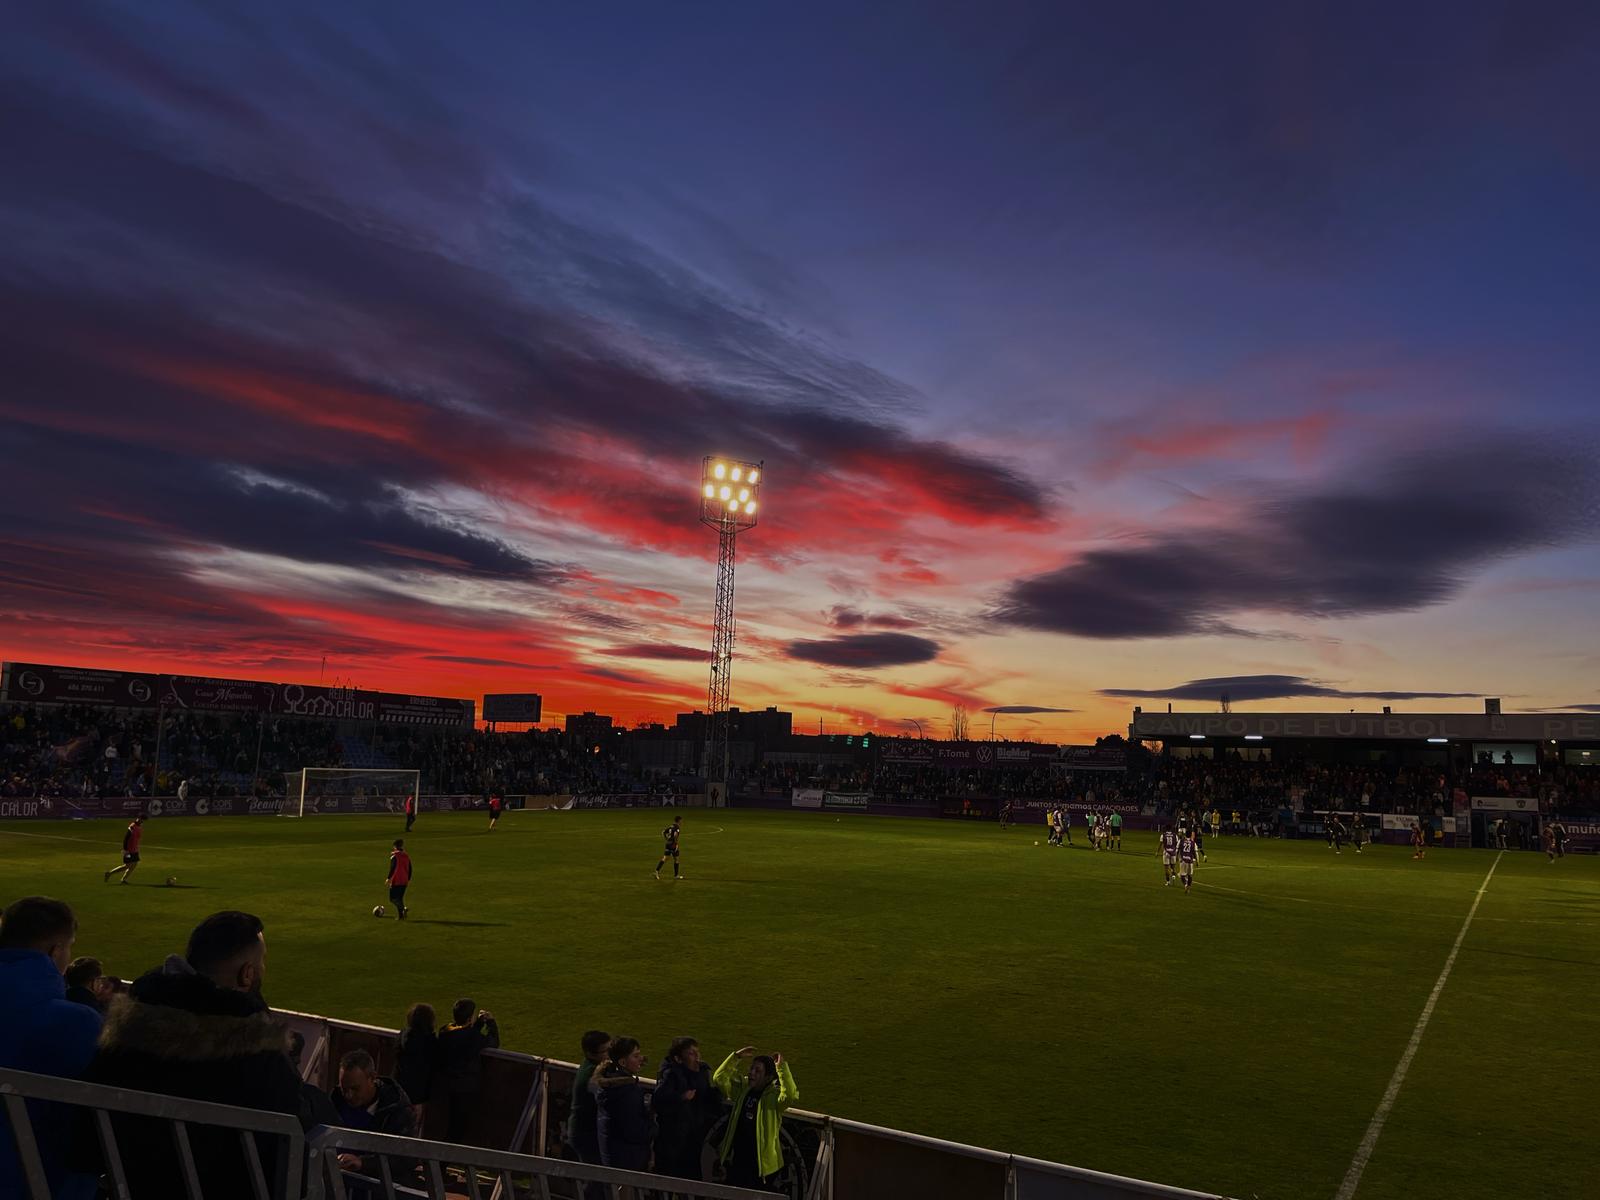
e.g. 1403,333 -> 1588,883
700,455 -> 762,529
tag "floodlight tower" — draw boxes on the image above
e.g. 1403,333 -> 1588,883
699,456 -> 762,805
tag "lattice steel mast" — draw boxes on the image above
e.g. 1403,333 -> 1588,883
699,457 -> 762,805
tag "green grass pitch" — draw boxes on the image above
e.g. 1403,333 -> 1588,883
3,810 -> 1593,1199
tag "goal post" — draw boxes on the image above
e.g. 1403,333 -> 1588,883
280,768 -> 422,818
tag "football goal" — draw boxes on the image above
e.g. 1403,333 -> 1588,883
281,767 -> 421,818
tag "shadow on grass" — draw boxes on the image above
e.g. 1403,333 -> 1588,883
1195,886 -> 1276,911
1465,946 -> 1600,969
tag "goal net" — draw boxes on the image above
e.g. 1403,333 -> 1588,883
281,768 -> 422,818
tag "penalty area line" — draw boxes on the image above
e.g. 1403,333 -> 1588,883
1333,850 -> 1503,1200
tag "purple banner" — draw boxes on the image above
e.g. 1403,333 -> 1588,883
160,675 -> 279,714
2,663 -> 161,707
0,793 -> 484,819
1054,745 -> 1128,772
878,739 -> 1059,769
570,794 -> 686,809
3,661 -> 474,729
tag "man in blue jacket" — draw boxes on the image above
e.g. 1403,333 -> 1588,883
0,896 -> 103,1199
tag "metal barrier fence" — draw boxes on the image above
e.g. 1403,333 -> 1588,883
276,1008 -> 1233,1200
2,1068 -> 775,1200
1,1066 -> 304,1200
304,1125 -> 773,1200
12,1002 -> 1228,1200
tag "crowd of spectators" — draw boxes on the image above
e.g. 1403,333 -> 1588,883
5,701 -> 1598,822
1,895 -> 798,1197
568,1031 -> 798,1192
1,704 -> 634,801
857,751 -> 1599,820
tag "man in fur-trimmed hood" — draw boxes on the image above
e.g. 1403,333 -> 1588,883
83,910 -> 302,1197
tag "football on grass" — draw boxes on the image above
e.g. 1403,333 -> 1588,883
165,876 -> 177,887
373,905 -> 386,918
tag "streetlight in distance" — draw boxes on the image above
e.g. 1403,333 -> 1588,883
699,456 -> 762,805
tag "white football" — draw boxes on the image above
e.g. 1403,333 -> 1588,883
373,905 -> 386,918
1034,840 -> 1040,846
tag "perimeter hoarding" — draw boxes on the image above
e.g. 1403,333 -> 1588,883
2,662 -> 474,729
878,739 -> 1060,769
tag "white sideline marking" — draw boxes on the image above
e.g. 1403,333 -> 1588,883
1333,851 -> 1503,1200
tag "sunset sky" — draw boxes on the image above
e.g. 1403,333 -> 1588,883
3,3 -> 1598,740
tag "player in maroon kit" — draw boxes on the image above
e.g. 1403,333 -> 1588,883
404,792 -> 417,833
102,815 -> 146,884
1178,833 -> 1199,893
487,794 -> 503,830
386,838 -> 413,919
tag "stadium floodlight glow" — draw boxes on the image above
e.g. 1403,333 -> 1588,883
1245,734 -> 1264,741
699,455 -> 764,806
1426,737 -> 1448,743
1189,734 -> 1205,740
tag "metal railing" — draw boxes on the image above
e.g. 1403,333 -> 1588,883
304,1125 -> 776,1200
1,1066 -> 305,1200
274,1006 -> 1232,1200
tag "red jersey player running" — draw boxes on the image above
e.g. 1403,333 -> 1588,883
386,838 -> 412,919
487,794 -> 503,830
103,815 -> 146,884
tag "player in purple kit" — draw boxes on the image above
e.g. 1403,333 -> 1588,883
1178,833 -> 1199,893
1160,826 -> 1180,886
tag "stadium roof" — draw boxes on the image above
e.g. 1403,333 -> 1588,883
1129,709 -> 1600,743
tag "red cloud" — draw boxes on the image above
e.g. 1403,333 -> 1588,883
1093,409 -> 1338,480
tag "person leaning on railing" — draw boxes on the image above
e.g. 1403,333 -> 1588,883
713,1046 -> 798,1190
329,1048 -> 420,1193
592,1037 -> 654,1173
652,1036 -> 723,1182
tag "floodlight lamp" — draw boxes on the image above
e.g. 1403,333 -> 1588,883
748,469 -> 759,484
704,484 -> 715,498
745,501 -> 756,514
727,498 -> 739,512
738,488 -> 749,502
713,463 -> 727,479
719,485 -> 731,500
732,467 -> 742,482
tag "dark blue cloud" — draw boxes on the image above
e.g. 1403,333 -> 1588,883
996,440 -> 1600,638
786,633 -> 941,669
1100,675 -> 1480,703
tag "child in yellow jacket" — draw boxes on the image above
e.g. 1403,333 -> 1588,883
713,1046 -> 797,1186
